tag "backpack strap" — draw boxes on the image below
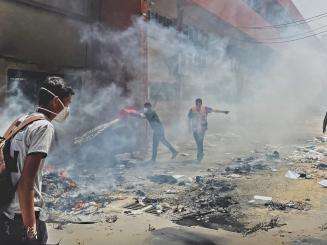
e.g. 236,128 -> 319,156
3,115 -> 46,141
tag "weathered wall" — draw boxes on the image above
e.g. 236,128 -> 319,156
0,0 -> 101,103
100,0 -> 141,30
151,0 -> 178,19
0,1 -> 87,70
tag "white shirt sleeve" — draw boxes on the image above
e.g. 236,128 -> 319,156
27,123 -> 54,156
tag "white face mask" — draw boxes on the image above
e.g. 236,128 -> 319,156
54,105 -> 70,123
38,87 -> 70,123
143,108 -> 148,113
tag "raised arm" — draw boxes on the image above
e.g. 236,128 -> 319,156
207,107 -> 229,114
212,109 -> 230,114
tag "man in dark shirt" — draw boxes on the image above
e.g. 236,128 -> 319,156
142,102 -> 178,162
188,98 -> 229,162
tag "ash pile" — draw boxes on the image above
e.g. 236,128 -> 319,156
168,175 -> 246,233
42,171 -> 114,224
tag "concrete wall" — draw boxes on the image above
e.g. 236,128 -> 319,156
0,1 -> 88,70
0,0 -> 102,103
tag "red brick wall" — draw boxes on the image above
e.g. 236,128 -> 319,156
100,0 -> 141,30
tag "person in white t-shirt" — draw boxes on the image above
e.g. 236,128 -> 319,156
0,76 -> 74,244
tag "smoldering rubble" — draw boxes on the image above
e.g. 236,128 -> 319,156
39,132 -> 327,237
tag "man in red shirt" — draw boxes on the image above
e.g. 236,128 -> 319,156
188,98 -> 229,162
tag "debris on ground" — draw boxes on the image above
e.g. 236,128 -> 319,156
285,170 -> 311,180
148,175 -> 178,184
123,196 -> 169,216
249,196 -> 272,205
243,217 -> 286,236
148,224 -> 156,231
285,170 -> 300,179
224,155 -> 271,175
43,171 -> 114,224
171,175 -> 244,233
319,223 -> 327,231
265,201 -> 311,211
318,179 -> 327,188
316,162 -> 327,170
286,145 -> 324,163
105,215 -> 118,223
266,151 -> 280,160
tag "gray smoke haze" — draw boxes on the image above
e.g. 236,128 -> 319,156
1,7 -> 327,183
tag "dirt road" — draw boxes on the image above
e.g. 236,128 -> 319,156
47,115 -> 327,245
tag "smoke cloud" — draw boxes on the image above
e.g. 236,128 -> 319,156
1,7 -> 326,186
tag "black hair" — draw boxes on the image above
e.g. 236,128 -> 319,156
144,102 -> 152,108
38,76 -> 75,107
195,98 -> 202,104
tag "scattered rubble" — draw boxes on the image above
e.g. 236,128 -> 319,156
318,180 -> 327,188
105,215 -> 118,223
316,162 -> 327,170
266,151 -> 280,160
170,175 -> 244,233
285,170 -> 311,180
148,175 -> 178,184
319,223 -> 327,231
43,171 -> 114,224
224,153 -> 278,175
265,201 -> 311,211
148,224 -> 156,231
243,217 -> 286,236
249,196 -> 272,205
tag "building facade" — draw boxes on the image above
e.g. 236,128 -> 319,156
146,0 -> 306,106
0,0 -> 146,105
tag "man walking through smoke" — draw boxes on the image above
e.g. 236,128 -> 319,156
0,77 -> 74,244
188,98 -> 229,162
141,102 -> 178,162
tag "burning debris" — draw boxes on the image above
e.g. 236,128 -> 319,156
43,171 -> 115,224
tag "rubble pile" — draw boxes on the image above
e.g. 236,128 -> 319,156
286,145 -> 327,164
224,151 -> 280,175
43,171 -> 114,224
265,200 -> 311,211
243,217 -> 286,236
170,176 -> 245,233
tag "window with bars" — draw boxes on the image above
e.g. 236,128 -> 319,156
182,25 -> 209,47
149,11 -> 175,28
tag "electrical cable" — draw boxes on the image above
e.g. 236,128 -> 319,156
241,29 -> 327,44
238,11 -> 327,29
259,23 -> 327,41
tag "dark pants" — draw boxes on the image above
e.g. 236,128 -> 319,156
193,131 -> 205,161
152,127 -> 176,161
0,213 -> 48,245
